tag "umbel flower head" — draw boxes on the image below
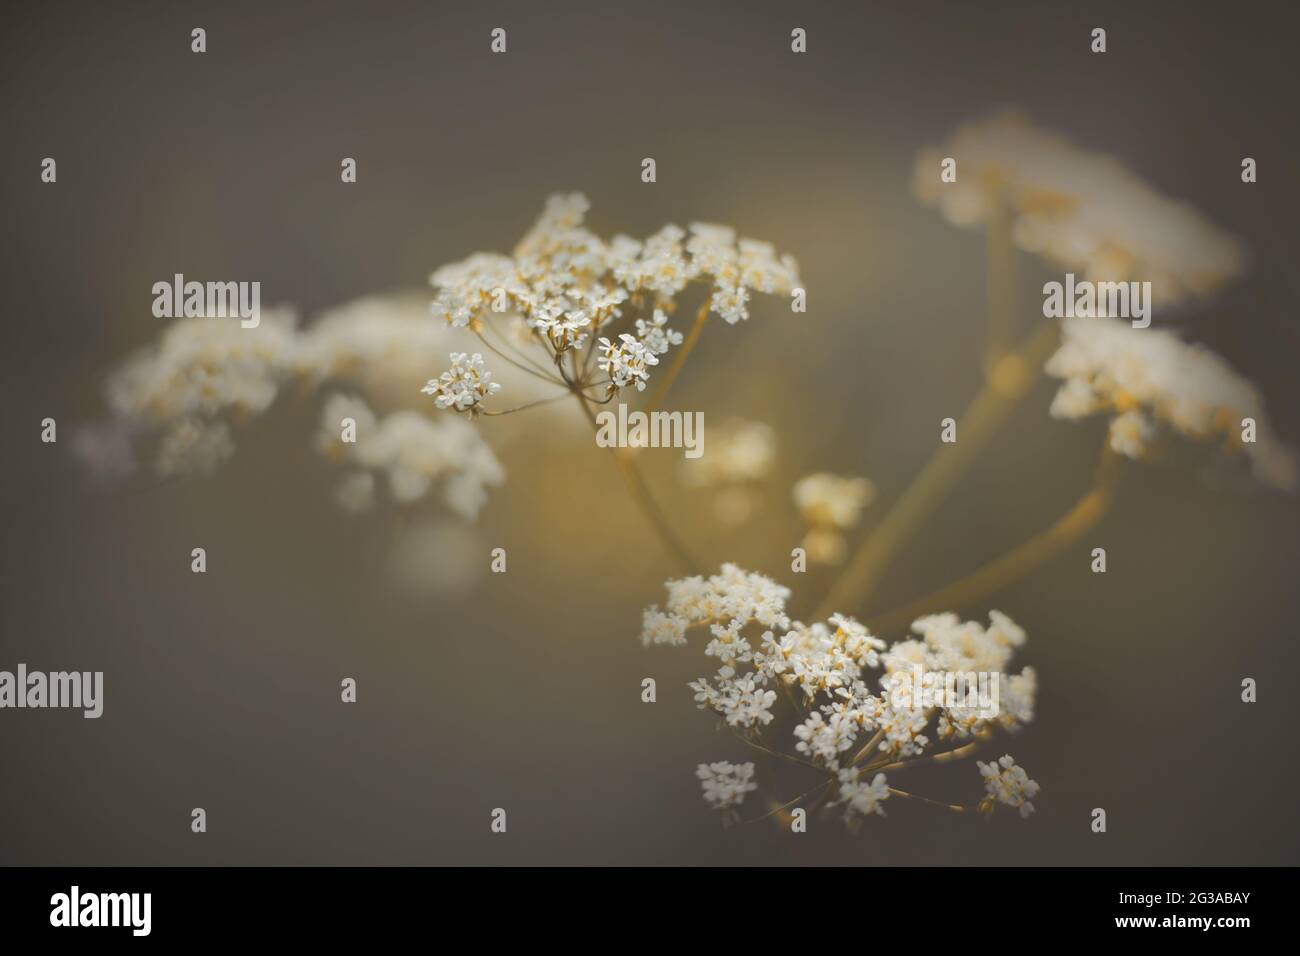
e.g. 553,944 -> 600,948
425,193 -> 800,406
914,111 -> 1246,308
84,295 -> 508,522
640,565 -> 1038,827
793,473 -> 876,564
422,352 -> 501,413
1045,315 -> 1298,491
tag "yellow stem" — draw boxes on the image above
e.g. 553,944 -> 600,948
868,442 -> 1120,633
574,393 -> 700,574
985,204 -> 1018,371
812,320 -> 1061,621
645,301 -> 709,414
886,787 -> 967,813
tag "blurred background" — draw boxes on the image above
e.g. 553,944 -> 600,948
2,0 -> 1298,865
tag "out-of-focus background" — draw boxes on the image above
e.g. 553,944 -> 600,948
2,0 -> 1298,865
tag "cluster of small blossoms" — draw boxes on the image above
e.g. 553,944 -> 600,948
640,566 -> 1038,824
421,352 -> 501,414
695,761 -> 758,811
597,334 -> 660,391
978,755 -> 1041,818
913,111 -> 1245,307
793,473 -> 876,564
315,393 -> 505,519
425,194 -> 800,405
1045,315 -> 1297,491
85,296 -> 508,521
680,418 -> 777,524
832,768 -> 891,822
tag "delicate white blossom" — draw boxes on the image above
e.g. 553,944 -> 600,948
696,761 -> 757,810
978,755 -> 1040,818
1046,315 -> 1297,490
422,352 -> 501,413
914,111 -> 1246,306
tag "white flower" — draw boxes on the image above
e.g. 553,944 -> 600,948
1046,315 -> 1297,490
914,111 -> 1245,306
634,309 -> 683,355
642,568 -> 1040,827
978,755 -> 1040,818
597,334 -> 660,391
709,283 -> 750,324
794,473 -> 875,529
422,352 -> 501,413
528,298 -> 592,351
154,418 -> 234,476
320,394 -> 505,519
681,419 -> 776,487
334,471 -> 376,513
833,769 -> 890,819
696,761 -> 757,810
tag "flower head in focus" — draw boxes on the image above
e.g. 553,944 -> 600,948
422,352 -> 501,414
641,567 -> 1038,827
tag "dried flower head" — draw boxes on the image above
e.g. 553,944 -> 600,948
977,755 -> 1041,819
794,473 -> 876,564
1046,315 -> 1297,490
426,194 -> 799,401
914,112 -> 1246,307
422,352 -> 501,413
641,567 -> 1037,826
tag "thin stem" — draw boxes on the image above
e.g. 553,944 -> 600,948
645,300 -> 709,414
886,787 -> 967,813
868,442 -> 1120,633
984,204 -> 1018,371
573,392 -> 701,574
865,739 -> 982,774
739,778 -> 834,826
812,319 -> 1061,621
734,731 -> 821,771
473,327 -> 565,385
481,391 -> 573,417
848,728 -> 887,768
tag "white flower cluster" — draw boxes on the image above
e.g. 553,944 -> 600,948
641,568 -> 1037,821
914,112 -> 1246,306
832,768 -> 890,820
421,352 -> 501,413
977,755 -> 1041,819
680,418 -> 777,524
316,393 -> 504,519
695,761 -> 758,810
793,472 -> 876,564
597,334 -> 660,391
1046,315 -> 1297,491
428,194 -> 799,391
92,296 -> 508,521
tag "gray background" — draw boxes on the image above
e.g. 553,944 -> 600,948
2,0 -> 1298,865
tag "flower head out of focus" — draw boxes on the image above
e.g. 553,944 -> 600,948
1046,315 -> 1297,491
640,565 -> 1038,828
680,419 -> 777,524
914,111 -> 1246,309
84,296 -> 510,525
793,473 -> 876,564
